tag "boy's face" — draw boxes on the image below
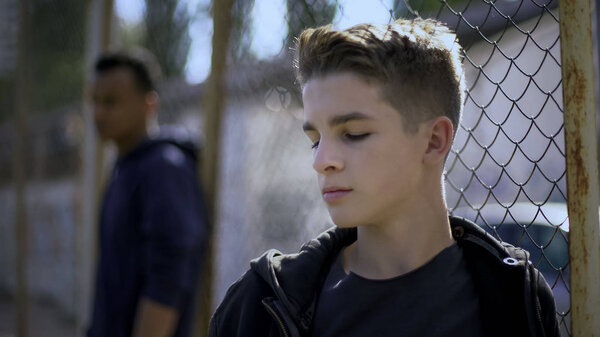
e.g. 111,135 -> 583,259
92,68 -> 153,143
302,72 -> 431,228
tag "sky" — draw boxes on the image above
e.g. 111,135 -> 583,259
115,0 -> 394,84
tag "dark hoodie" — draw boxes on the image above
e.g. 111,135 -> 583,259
209,217 -> 560,337
88,131 -> 208,337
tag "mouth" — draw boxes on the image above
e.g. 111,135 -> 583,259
94,123 -> 107,135
322,186 -> 353,202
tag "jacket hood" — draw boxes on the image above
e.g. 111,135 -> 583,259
248,216 -> 531,332
250,226 -> 356,331
123,126 -> 201,163
450,215 -> 531,265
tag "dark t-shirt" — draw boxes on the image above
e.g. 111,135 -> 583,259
312,243 -> 485,337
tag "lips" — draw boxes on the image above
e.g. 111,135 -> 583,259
322,186 -> 353,202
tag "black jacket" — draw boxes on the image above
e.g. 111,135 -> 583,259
209,216 -> 560,337
89,131 -> 208,337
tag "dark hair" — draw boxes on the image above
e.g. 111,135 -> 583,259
95,52 -> 157,93
295,18 -> 465,135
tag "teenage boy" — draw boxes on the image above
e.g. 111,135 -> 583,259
88,52 -> 208,337
209,18 -> 559,337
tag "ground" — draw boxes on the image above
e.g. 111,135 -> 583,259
0,294 -> 75,337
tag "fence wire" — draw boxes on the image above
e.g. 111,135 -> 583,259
213,1 -> 570,336
0,0 -> 575,336
424,0 -> 570,334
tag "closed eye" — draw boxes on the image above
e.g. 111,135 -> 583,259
345,133 -> 370,141
310,133 -> 370,149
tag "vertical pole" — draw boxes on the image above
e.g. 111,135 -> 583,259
195,0 -> 234,335
14,0 -> 31,336
559,0 -> 600,335
75,0 -> 113,335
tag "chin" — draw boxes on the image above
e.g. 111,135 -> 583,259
95,133 -> 108,141
333,221 -> 357,229
328,209 -> 362,228
94,127 -> 110,140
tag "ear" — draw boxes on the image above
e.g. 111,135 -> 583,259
423,116 -> 454,166
145,91 -> 159,116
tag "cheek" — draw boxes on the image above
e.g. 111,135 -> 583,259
103,109 -> 132,136
119,102 -> 144,125
360,139 -> 405,170
362,145 -> 420,187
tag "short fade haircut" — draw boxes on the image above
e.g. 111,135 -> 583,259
95,51 -> 158,93
295,18 -> 465,135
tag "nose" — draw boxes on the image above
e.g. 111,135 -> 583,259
92,102 -> 102,119
312,139 -> 344,174
92,104 -> 107,132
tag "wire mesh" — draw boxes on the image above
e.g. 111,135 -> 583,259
0,0 -> 575,336
422,0 -> 570,334
213,1 -> 570,336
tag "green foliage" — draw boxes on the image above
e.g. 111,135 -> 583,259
119,21 -> 145,50
229,0 -> 255,63
28,0 -> 86,115
0,73 -> 15,121
143,0 -> 192,78
285,0 -> 337,46
393,0 -> 470,19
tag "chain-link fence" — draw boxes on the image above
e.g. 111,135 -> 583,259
429,0 -> 570,333
211,1 -> 573,336
1,0 -> 598,336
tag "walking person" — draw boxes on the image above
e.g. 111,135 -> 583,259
87,52 -> 208,337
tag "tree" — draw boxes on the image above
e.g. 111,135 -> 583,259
285,0 -> 337,47
229,0 -> 255,63
393,0 -> 468,19
16,0 -> 86,116
393,0 -> 418,19
143,0 -> 191,78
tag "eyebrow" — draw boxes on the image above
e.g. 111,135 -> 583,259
302,111 -> 373,132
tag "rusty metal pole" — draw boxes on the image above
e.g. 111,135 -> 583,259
559,0 -> 600,335
14,0 -> 32,336
75,0 -> 113,335
194,0 -> 234,335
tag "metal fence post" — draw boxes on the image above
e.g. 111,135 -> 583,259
14,0 -> 32,336
194,0 -> 234,335
76,0 -> 113,335
559,0 -> 600,335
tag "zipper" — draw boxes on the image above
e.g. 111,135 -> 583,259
263,300 -> 290,337
531,265 -> 546,337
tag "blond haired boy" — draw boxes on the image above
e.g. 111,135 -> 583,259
209,18 -> 559,337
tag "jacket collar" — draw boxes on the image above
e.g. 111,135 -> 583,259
250,226 -> 355,331
249,216 -> 529,333
450,215 -> 530,264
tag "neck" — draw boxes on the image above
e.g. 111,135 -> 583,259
116,127 -> 148,156
342,181 -> 453,279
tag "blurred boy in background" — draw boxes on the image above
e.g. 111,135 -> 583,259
87,52 -> 208,337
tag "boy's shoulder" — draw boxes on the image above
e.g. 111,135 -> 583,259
210,217 -> 559,337
208,267 -> 273,337
116,137 -> 199,190
210,226 -> 356,336
450,216 -> 526,257
450,216 -> 559,336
